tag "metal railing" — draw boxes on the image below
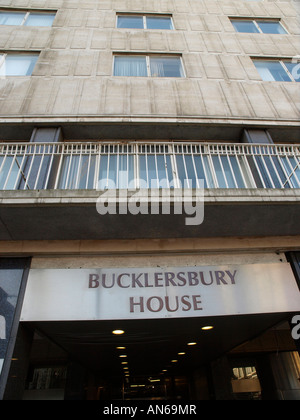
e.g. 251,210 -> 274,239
0,141 -> 300,191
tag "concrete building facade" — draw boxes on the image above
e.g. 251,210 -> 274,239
0,0 -> 299,401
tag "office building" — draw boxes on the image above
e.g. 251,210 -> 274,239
0,0 -> 300,400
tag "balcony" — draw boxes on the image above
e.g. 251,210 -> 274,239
1,141 -> 300,191
0,141 -> 299,241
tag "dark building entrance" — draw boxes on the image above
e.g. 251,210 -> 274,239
3,313 -> 300,400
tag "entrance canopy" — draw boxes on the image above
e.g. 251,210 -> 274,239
20,262 -> 300,377
24,313 -> 294,377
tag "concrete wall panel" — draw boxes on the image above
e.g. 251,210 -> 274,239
0,0 -> 298,126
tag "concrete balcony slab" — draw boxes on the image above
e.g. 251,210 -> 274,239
0,189 -> 299,240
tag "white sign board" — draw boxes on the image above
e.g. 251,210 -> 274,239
20,263 -> 300,321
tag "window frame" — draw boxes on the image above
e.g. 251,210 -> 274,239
0,9 -> 56,27
252,58 -> 299,82
113,54 -> 185,78
116,13 -> 174,30
230,18 -> 288,35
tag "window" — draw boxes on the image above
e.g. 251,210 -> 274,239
257,21 -> 287,34
253,59 -> 300,82
0,11 -> 24,25
0,10 -> 55,27
0,53 -> 39,76
57,143 -> 254,191
231,363 -> 261,400
0,154 -> 23,190
24,12 -> 55,27
231,19 -> 287,34
114,56 -> 147,77
146,16 -> 173,30
113,55 -> 184,77
117,15 -> 143,29
28,366 -> 67,390
232,20 -> 259,34
58,153 -> 98,190
117,14 -> 173,30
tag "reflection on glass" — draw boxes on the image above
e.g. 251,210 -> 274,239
150,56 -> 183,77
257,21 -> 287,34
0,11 -> 55,26
280,156 -> 300,187
232,20 -> 259,33
29,367 -> 67,390
283,61 -> 300,82
0,11 -> 25,25
117,15 -> 173,30
2,54 -> 39,76
117,16 -> 143,28
232,366 -> 258,380
0,156 -> 23,190
139,153 -> 173,188
98,154 -> 135,189
0,263 -> 24,376
58,155 -> 96,189
24,13 -> 56,27
254,60 -> 291,82
146,16 -> 173,30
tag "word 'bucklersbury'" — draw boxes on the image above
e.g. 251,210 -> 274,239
96,178 -> 205,226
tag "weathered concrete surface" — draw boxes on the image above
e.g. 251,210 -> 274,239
0,0 -> 299,132
0,189 -> 299,240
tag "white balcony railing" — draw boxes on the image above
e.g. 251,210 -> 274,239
0,142 -> 300,191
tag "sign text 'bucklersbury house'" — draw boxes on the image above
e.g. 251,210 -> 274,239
20,264 -> 300,322
88,269 -> 237,314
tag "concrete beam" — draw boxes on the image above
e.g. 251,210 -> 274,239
0,189 -> 299,240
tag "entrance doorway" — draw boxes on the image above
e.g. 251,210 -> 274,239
3,313 -> 300,400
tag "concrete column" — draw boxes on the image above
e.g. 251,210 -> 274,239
256,354 -> 278,400
211,356 -> 234,400
64,362 -> 86,400
189,367 -> 211,400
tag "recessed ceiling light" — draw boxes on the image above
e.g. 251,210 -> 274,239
116,346 -> 126,349
112,329 -> 124,335
119,355 -> 127,358
171,359 -> 178,363
187,342 -> 197,346
178,352 -> 185,355
202,326 -> 213,330
121,361 -> 128,364
162,369 -> 167,372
